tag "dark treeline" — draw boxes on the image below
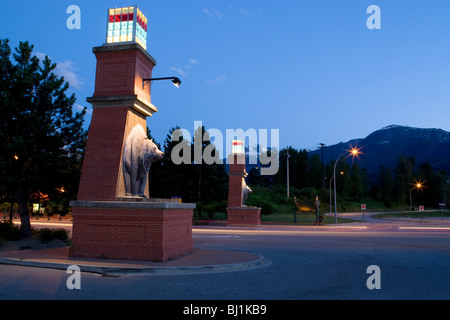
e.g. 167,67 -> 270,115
149,129 -> 449,211
147,126 -> 228,219
247,147 -> 449,209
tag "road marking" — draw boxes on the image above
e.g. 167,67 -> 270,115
398,226 -> 450,231
13,221 -> 73,227
193,235 -> 241,239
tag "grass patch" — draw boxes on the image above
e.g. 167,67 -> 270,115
261,211 -> 359,225
371,210 -> 450,220
192,185 -> 447,225
192,207 -> 359,225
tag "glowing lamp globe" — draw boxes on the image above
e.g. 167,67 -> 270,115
106,6 -> 148,50
232,140 -> 245,154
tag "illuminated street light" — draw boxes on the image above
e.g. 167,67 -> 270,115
142,77 -> 182,89
332,145 -> 363,223
329,171 -> 345,214
410,181 -> 424,211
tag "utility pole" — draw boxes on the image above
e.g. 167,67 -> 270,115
319,143 -> 326,189
286,149 -> 290,198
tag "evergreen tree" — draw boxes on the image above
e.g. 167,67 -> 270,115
147,126 -> 163,198
159,126 -> 193,200
377,165 -> 394,206
0,39 -> 86,237
394,156 -> 416,204
192,125 -> 227,206
148,125 -> 228,219
348,162 -> 363,201
307,153 -> 322,189
295,149 -> 308,189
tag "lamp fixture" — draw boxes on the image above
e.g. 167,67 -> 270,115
142,77 -> 181,89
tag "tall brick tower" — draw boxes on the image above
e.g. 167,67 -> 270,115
77,43 -> 157,200
227,140 -> 261,225
70,6 -> 194,262
77,6 -> 156,201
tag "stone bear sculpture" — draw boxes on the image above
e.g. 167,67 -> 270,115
242,179 -> 252,206
123,124 -> 163,197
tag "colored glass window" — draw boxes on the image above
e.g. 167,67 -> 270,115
106,6 -> 147,49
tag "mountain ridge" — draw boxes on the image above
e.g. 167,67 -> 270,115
309,124 -> 450,177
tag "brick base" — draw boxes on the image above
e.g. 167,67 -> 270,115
69,200 -> 195,262
227,206 -> 261,226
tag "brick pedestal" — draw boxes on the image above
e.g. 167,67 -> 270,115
227,206 -> 261,226
70,200 -> 194,262
227,154 -> 261,226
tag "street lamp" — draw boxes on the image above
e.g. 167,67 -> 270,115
329,175 -> 334,214
142,76 -> 182,89
329,171 -> 344,214
410,182 -> 423,211
332,145 -> 362,223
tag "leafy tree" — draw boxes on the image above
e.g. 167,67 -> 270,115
0,39 -> 86,237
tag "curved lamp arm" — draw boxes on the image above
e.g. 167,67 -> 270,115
143,77 -> 181,88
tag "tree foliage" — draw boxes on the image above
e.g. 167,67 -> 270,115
0,39 -> 86,236
374,157 -> 449,208
271,146 -> 448,209
148,125 -> 228,219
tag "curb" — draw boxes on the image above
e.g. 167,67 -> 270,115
0,254 -> 272,276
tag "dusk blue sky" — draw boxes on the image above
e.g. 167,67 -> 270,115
3,0 -> 450,156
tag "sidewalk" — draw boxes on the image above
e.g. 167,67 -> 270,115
0,245 -> 271,276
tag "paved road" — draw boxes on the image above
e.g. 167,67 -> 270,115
1,218 -> 450,300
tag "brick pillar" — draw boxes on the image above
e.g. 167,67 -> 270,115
227,154 -> 246,207
71,41 -> 194,262
227,154 -> 261,225
77,43 -> 157,201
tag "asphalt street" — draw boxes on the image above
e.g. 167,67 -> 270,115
1,213 -> 450,301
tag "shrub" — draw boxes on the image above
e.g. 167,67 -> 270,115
38,228 -> 54,242
202,200 -> 227,220
195,202 -> 203,219
51,228 -> 69,241
37,227 -> 69,242
0,220 -> 22,241
246,198 -> 274,216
